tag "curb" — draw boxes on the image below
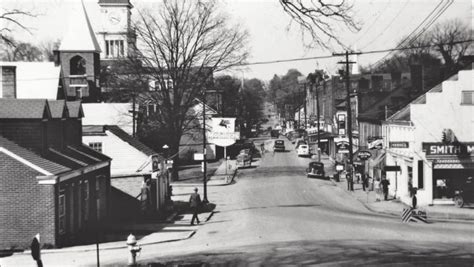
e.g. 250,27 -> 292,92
331,178 -> 474,222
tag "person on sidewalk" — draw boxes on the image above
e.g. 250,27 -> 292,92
381,177 -> 390,201
189,187 -> 201,225
347,172 -> 354,191
374,178 -> 381,201
362,173 -> 367,191
31,233 -> 43,267
140,177 -> 152,219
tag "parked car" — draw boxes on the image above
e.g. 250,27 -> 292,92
454,177 -> 474,207
236,149 -> 252,168
306,162 -> 325,178
274,140 -> 285,152
295,139 -> 307,149
296,144 -> 310,157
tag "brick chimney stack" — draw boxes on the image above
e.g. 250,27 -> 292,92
0,66 -> 17,98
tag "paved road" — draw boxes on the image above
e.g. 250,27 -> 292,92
2,143 -> 473,265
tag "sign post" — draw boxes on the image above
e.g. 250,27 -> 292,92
208,118 -> 238,181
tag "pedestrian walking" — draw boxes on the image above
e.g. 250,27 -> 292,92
374,178 -> 381,201
381,177 -> 390,201
31,233 -> 43,267
346,172 -> 354,191
260,143 -> 265,156
140,177 -> 152,218
362,173 -> 367,191
189,187 -> 201,225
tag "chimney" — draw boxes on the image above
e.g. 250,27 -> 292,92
53,50 -> 60,66
0,66 -> 17,98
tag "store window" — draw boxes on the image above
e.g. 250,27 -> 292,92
461,91 -> 474,105
88,142 -> 102,153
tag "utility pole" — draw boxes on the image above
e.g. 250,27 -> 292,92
304,83 -> 307,130
315,79 -> 321,162
202,87 -> 208,203
333,50 -> 361,168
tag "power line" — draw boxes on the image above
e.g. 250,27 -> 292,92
360,0 -> 411,50
351,0 -> 392,48
235,39 -> 472,67
371,0 -> 448,68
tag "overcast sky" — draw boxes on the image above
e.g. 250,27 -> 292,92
2,0 -> 473,81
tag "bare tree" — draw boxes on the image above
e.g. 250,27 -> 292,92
279,0 -> 359,49
0,38 -> 43,61
426,19 -> 473,72
128,0 -> 248,179
39,39 -> 60,62
0,8 -> 35,47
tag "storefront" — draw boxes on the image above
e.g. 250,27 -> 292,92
423,142 -> 474,205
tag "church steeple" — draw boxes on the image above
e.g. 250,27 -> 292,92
59,1 -> 101,52
56,0 -> 102,103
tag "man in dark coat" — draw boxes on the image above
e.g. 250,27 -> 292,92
31,233 -> 43,267
140,177 -> 152,218
381,178 -> 390,200
189,187 -> 201,225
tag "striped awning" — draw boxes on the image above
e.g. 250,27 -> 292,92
433,158 -> 474,169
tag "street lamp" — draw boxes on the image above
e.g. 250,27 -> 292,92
162,144 -> 171,201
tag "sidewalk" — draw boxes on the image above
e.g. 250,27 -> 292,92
16,159 -> 236,256
323,156 -> 474,222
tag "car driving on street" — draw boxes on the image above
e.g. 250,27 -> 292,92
274,139 -> 285,152
296,144 -> 310,157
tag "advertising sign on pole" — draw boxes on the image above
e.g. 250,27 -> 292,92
208,117 -> 238,147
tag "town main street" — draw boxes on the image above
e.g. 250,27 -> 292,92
3,137 -> 473,266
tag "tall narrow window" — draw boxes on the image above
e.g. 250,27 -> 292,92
58,193 -> 66,234
417,160 -> 424,189
105,41 -> 109,57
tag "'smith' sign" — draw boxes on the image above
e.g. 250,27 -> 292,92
422,142 -> 474,156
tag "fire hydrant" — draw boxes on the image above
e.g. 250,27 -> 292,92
126,234 -> 141,266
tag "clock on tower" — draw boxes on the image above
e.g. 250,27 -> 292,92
97,0 -> 134,59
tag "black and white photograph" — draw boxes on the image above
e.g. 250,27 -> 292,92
0,0 -> 473,266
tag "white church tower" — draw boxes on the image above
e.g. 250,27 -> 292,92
96,0 -> 135,60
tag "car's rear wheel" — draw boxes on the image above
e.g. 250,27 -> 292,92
454,195 -> 464,208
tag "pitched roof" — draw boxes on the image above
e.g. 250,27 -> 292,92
47,100 -> 68,119
0,61 -> 61,99
82,103 -> 134,134
105,125 -> 156,156
59,1 -> 101,52
66,101 -> 84,118
0,99 -> 51,119
0,135 -> 70,175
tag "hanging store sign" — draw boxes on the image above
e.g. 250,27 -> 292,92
389,142 -> 409,149
357,151 -> 372,160
336,141 -> 350,154
422,142 -> 474,156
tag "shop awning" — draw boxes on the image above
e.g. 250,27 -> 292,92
369,150 -> 386,169
433,158 -> 474,169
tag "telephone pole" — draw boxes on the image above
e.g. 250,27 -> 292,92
202,87 -> 208,203
333,50 -> 361,168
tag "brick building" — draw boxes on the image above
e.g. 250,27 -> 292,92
0,99 -> 111,249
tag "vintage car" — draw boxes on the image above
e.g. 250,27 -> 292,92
274,140 -> 285,152
453,177 -> 474,207
295,139 -> 307,149
306,162 -> 325,178
236,149 -> 252,168
296,144 -> 310,157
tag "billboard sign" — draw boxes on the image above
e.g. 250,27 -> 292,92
208,117 -> 237,147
